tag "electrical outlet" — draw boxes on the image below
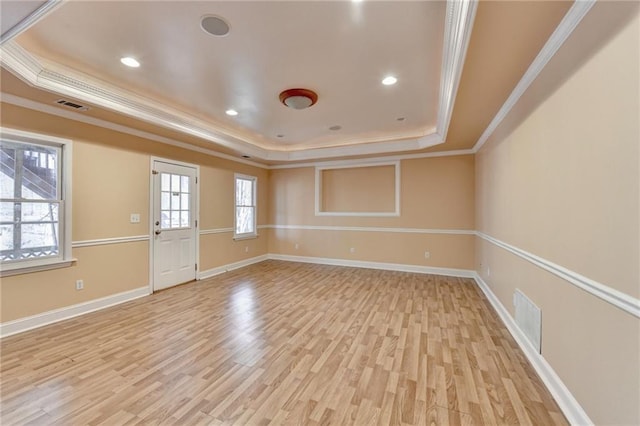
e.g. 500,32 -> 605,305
487,267 -> 491,277
350,247 -> 355,253
424,251 -> 430,259
130,213 -> 140,223
245,246 -> 249,253
294,243 -> 299,250
76,280 -> 84,290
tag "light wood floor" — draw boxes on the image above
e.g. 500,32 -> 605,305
1,260 -> 566,425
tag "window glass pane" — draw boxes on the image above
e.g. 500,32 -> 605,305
161,211 -> 171,229
171,211 -> 180,228
235,206 -> 254,235
21,203 -> 59,222
171,192 -> 180,210
0,202 -> 14,222
236,179 -> 253,206
22,146 -> 58,199
171,174 -> 181,192
181,194 -> 190,210
161,173 -> 171,191
0,146 -> 16,198
181,175 -> 189,193
0,225 -> 14,252
20,223 -> 58,249
180,211 -> 189,228
161,192 -> 170,210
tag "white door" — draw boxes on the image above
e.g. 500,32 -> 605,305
152,160 -> 198,291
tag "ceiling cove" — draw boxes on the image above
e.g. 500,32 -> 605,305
0,0 -> 477,163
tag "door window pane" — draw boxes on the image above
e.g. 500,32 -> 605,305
159,172 -> 192,230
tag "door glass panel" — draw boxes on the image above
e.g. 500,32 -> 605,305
159,172 -> 192,230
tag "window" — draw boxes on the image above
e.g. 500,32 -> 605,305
0,128 -> 72,276
160,173 -> 191,229
234,174 -> 257,239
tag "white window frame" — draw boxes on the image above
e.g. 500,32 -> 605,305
233,173 -> 257,240
0,127 -> 74,277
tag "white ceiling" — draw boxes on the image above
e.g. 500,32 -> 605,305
2,0 -> 475,161
0,1 -> 578,164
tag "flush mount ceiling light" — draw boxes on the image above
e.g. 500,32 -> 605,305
382,76 -> 397,85
201,15 -> 230,37
120,57 -> 140,68
225,109 -> 238,116
279,88 -> 318,110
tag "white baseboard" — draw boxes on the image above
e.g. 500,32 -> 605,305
0,286 -> 149,339
473,273 -> 592,426
197,254 -> 269,280
267,253 -> 475,278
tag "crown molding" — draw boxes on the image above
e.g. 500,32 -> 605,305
0,0 -> 64,45
472,0 -> 596,154
0,92 -> 270,169
0,0 -> 478,162
437,0 -> 478,142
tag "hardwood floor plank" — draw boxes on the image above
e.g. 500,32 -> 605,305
1,261 -> 567,425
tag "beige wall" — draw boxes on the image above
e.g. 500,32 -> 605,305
268,155 -> 475,269
0,103 -> 269,322
320,164 -> 396,213
475,3 -> 639,424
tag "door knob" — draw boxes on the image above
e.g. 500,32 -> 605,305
155,230 -> 162,235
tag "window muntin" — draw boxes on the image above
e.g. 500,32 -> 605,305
234,174 -> 257,238
0,139 -> 64,263
160,172 -> 191,230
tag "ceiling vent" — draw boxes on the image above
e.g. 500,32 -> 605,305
55,99 -> 89,111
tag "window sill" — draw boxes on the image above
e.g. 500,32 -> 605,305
233,234 -> 259,241
0,258 -> 77,277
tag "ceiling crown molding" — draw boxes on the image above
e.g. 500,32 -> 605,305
472,0 -> 596,153
0,0 -> 478,162
437,0 -> 478,142
0,0 -> 64,44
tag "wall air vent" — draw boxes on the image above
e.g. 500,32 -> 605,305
55,99 -> 89,111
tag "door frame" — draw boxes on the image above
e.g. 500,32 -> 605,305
148,156 -> 200,293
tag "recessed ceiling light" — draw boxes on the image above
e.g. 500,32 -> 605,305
396,117 -> 405,121
382,76 -> 397,86
276,134 -> 285,138
201,15 -> 230,37
329,125 -> 342,131
241,155 -> 251,159
120,57 -> 140,68
225,109 -> 238,116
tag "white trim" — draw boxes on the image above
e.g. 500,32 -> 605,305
0,0 -> 64,44
437,0 -> 478,142
268,149 -> 474,170
0,258 -> 76,277
267,254 -> 475,278
72,235 -> 150,248
473,274 -> 593,425
197,254 -> 269,280
266,224 -> 475,235
477,232 -> 640,319
0,286 -> 149,338
472,0 -> 596,153
315,161 -> 401,217
200,228 -> 234,235
0,93 -> 268,169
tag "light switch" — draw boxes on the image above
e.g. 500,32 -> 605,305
130,213 -> 141,223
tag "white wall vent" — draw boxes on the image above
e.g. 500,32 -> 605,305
55,99 -> 89,111
513,289 -> 542,353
